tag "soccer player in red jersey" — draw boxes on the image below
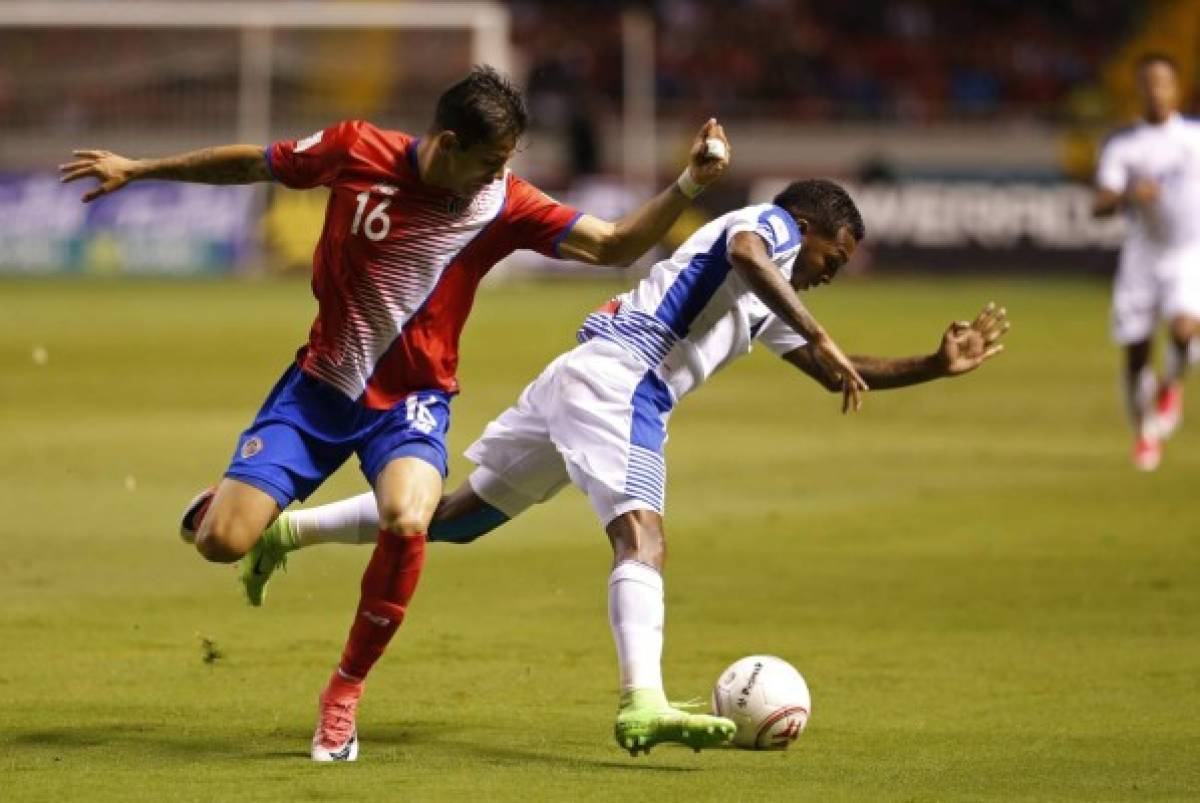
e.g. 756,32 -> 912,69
60,68 -> 852,761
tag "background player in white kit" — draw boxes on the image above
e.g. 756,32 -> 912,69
1094,53 -> 1200,470
239,180 -> 1009,756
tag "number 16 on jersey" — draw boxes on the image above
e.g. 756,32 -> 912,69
351,192 -> 391,241
405,395 -> 440,434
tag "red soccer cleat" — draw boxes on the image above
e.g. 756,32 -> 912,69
178,487 -> 215,544
1154,383 -> 1183,440
1132,435 -> 1162,472
311,672 -> 362,762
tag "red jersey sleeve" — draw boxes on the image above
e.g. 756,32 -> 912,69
265,120 -> 365,189
503,175 -> 583,258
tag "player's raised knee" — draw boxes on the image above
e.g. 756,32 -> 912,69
378,508 -> 431,538
194,512 -> 257,563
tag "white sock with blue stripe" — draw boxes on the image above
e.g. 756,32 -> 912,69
609,560 -> 665,696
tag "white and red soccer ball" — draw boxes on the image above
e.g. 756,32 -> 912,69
711,655 -> 811,750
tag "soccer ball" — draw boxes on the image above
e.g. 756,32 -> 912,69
711,655 -> 811,750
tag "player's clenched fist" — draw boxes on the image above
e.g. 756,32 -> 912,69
686,118 -> 730,187
59,149 -> 138,203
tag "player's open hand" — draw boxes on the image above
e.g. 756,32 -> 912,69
686,118 -> 730,187
938,302 -> 1009,376
59,150 -> 140,202
812,333 -> 869,413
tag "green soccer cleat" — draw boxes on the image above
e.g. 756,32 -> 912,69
614,688 -> 736,757
237,515 -> 292,607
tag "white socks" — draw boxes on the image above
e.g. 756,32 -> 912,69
288,492 -> 380,548
608,560 -> 665,693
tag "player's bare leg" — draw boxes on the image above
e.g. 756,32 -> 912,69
605,510 -> 734,756
433,481 -> 512,538
311,457 -> 440,762
188,478 -> 280,563
1157,314 -> 1198,439
1123,339 -> 1161,470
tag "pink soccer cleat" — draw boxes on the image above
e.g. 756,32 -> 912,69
1132,435 -> 1162,472
1154,383 -> 1183,440
311,673 -> 362,762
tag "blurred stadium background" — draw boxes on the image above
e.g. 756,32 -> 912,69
1,0 -> 1196,278
4,2 -> 1200,800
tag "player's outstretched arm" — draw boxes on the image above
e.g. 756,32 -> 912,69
1092,136 -> 1158,218
787,303 -> 1009,391
729,230 -> 868,412
59,145 -> 271,203
1092,180 -> 1158,218
557,119 -> 730,266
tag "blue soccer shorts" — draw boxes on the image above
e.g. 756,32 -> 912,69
223,364 -> 452,509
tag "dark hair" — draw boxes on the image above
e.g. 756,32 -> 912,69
1136,52 -> 1179,75
432,65 -> 528,150
772,179 -> 866,242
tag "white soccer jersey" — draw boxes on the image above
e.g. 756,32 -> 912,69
1097,114 -> 1200,343
466,203 -> 817,524
1096,114 -> 1200,254
577,203 -> 807,399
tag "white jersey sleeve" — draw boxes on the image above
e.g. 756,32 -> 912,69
725,204 -> 803,258
756,314 -> 808,356
1095,134 -> 1129,194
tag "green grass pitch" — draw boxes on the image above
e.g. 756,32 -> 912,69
1,275 -> 1197,801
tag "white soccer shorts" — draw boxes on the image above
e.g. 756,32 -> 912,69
1112,245 -> 1200,345
464,338 -> 676,526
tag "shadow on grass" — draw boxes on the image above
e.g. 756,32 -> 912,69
247,722 -> 456,761
254,750 -> 311,760
9,723 -> 264,760
10,723 -> 165,749
7,723 -> 702,772
453,742 -> 701,773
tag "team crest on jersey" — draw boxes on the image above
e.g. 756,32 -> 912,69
240,436 -> 264,459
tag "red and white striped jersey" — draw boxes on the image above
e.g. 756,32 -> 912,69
266,120 -> 581,409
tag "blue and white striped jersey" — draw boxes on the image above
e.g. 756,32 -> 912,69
579,203 -> 809,399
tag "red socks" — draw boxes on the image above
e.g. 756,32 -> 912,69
337,530 -> 427,682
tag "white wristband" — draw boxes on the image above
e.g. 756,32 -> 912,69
675,167 -> 705,199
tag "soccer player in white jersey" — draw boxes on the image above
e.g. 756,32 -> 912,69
1094,53 -> 1200,470
237,179 -> 1009,758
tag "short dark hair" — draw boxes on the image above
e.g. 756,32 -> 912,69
1136,52 -> 1179,75
432,65 -> 528,150
773,179 -> 866,242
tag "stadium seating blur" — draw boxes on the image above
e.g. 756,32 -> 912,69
0,0 -> 1194,276
0,0 -> 1142,146
518,0 -> 1137,122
